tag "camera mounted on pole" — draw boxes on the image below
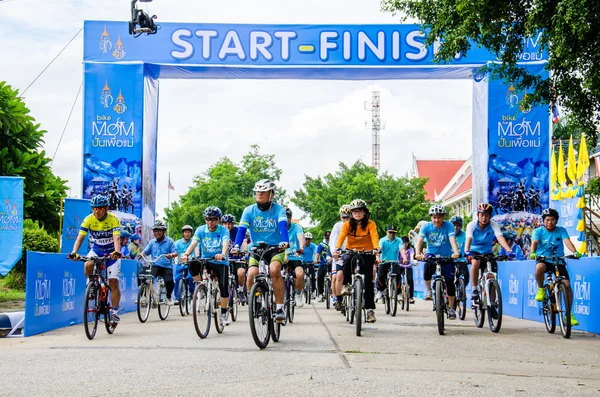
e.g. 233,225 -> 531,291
129,0 -> 158,37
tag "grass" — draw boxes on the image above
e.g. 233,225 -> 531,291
0,276 -> 25,302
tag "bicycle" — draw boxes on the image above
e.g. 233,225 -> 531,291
176,260 -> 193,317
324,266 -> 332,309
398,261 -> 418,313
301,261 -> 313,305
283,261 -> 297,324
471,253 -> 507,333
538,255 -> 578,339
453,258 -> 468,321
188,257 -> 225,339
248,243 -> 286,349
230,259 -> 248,307
423,255 -> 454,336
341,249 -> 375,337
378,261 -> 398,317
74,255 -> 116,340
136,254 -> 171,323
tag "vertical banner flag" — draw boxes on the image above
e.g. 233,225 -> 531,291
487,65 -> 550,255
82,63 -> 145,237
60,198 -> 91,254
0,176 -> 24,276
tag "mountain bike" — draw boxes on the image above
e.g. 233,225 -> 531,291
75,255 -> 116,340
283,262 -> 297,324
453,258 -> 468,321
471,253 -> 507,333
177,261 -> 193,317
248,243 -> 286,349
398,261 -> 418,313
136,254 -> 171,323
342,249 -> 375,337
188,257 -> 227,339
324,266 -> 332,309
538,255 -> 578,339
423,255 -> 453,335
378,261 -> 398,317
301,261 -> 313,305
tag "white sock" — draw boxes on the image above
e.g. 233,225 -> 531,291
276,304 -> 283,311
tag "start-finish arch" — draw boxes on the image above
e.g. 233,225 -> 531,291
82,21 -> 550,239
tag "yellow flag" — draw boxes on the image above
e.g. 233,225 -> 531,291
557,141 -> 566,186
550,147 -> 557,189
567,136 -> 576,182
577,133 -> 590,180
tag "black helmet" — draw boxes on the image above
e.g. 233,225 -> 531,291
152,221 -> 167,231
285,207 -> 292,218
541,208 -> 559,221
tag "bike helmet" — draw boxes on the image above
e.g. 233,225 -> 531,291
152,221 -> 167,230
541,208 -> 559,221
253,179 -> 276,192
502,230 -> 517,240
428,204 -> 446,215
339,204 -> 351,217
348,199 -> 367,211
181,225 -> 193,232
90,195 -> 109,208
304,232 -> 313,239
120,231 -> 130,239
477,203 -> 494,214
132,234 -> 142,241
450,215 -> 463,225
285,207 -> 293,218
221,214 -> 236,223
203,206 -> 223,219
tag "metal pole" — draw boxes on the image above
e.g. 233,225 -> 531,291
57,197 -> 64,253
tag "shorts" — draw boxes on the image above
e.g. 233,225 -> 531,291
249,250 -> 285,267
540,262 -> 570,280
423,261 -> 454,282
88,250 -> 121,280
230,260 -> 248,274
335,259 -> 344,272
286,260 -> 304,271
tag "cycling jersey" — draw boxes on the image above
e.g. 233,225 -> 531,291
78,212 -> 121,254
330,221 -> 347,252
194,224 -> 230,265
532,226 -> 570,257
237,203 -> 288,246
142,237 -> 177,269
379,236 -> 402,261
175,238 -> 196,262
302,242 -> 317,262
336,220 -> 380,251
454,230 -> 466,256
286,222 -> 304,261
419,221 -> 455,257
228,226 -> 239,243
465,220 -> 503,254
316,240 -> 330,266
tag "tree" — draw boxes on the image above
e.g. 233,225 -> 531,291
0,81 -> 68,232
381,0 -> 600,146
292,161 -> 430,237
165,145 -> 285,239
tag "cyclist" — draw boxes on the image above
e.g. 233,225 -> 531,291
530,208 -> 581,326
128,234 -> 143,259
300,232 -> 317,307
399,236 -> 415,304
231,179 -> 289,323
415,204 -> 460,319
465,203 -> 514,303
316,231 -> 331,301
68,195 -> 123,325
142,221 -> 179,306
330,204 -> 350,310
499,230 -> 525,260
222,214 -> 248,303
450,215 -> 469,286
182,207 -> 231,325
174,225 -> 199,303
119,231 -> 131,259
285,207 -> 306,308
375,225 -> 402,302
333,199 -> 380,323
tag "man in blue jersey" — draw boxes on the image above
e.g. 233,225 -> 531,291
450,215 -> 470,286
375,225 -> 402,301
182,206 -> 232,325
142,221 -> 179,306
231,179 -> 289,323
302,233 -> 318,304
173,225 -> 199,303
285,208 -> 306,308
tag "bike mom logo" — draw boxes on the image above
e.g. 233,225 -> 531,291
572,273 -> 591,316
497,117 -> 542,149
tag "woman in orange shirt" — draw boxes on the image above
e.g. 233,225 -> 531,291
333,199 -> 380,323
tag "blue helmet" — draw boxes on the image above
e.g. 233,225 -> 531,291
450,215 -> 463,225
203,206 -> 222,219
90,195 -> 109,208
120,231 -> 130,239
503,230 -> 517,241
221,214 -> 236,223
132,234 -> 142,241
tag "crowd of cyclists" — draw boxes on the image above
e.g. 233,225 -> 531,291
68,177 -> 584,336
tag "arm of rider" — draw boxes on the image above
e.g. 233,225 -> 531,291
182,239 -> 199,262
464,236 -> 472,254
563,238 -> 582,258
529,240 -> 539,259
496,235 -> 514,256
449,235 -> 460,259
216,239 -> 230,261
415,236 -> 424,260
334,223 -> 349,260
110,232 -> 122,259
400,247 -> 408,264
69,233 -> 86,259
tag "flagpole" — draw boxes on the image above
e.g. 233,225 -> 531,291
167,172 -> 171,236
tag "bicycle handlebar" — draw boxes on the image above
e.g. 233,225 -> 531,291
139,253 -> 170,263
537,255 -> 578,264
339,249 -> 377,255
421,255 -> 454,263
471,253 -> 508,261
73,255 -> 112,262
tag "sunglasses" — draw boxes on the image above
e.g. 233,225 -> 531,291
205,217 -> 219,222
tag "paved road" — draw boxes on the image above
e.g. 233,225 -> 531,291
2,299 -> 599,396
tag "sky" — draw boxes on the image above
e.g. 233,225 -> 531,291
0,0 -> 472,223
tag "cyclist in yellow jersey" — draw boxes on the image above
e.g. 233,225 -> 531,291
69,195 -> 122,324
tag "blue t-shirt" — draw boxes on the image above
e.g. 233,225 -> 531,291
379,236 -> 402,261
286,222 -> 304,261
454,230 -> 466,256
466,220 -> 503,254
316,241 -> 331,266
175,238 -> 196,262
239,203 -> 287,246
532,226 -> 570,257
193,224 -> 230,265
142,237 -> 178,269
302,242 -> 317,263
419,221 -> 456,257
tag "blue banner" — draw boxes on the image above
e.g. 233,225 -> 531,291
24,252 -> 139,337
0,176 -> 24,276
497,260 -> 526,319
554,197 -> 579,237
60,198 -> 91,254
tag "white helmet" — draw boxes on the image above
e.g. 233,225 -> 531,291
304,232 -> 313,239
253,179 -> 276,192
428,204 -> 446,215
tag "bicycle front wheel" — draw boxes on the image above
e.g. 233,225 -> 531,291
542,285 -> 556,333
230,286 -> 238,322
178,279 -> 187,317
270,291 -> 281,343
249,282 -> 271,349
286,281 -> 294,324
355,278 -> 363,337
157,283 -> 170,321
556,283 -> 571,339
137,283 -> 151,323
487,279 -> 502,333
473,286 -> 485,328
193,284 -> 211,339
214,287 -> 225,334
456,280 -> 467,321
83,281 -> 99,340
390,277 -> 398,317
104,288 -> 115,335
325,278 -> 331,309
404,284 -> 410,312
435,280 -> 445,335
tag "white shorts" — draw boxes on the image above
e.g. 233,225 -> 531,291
88,250 -> 121,280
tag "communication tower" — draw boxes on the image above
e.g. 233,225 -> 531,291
364,90 -> 384,170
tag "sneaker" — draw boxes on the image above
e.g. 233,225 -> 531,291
275,309 -> 286,323
366,309 -> 376,323
424,289 -> 433,301
240,292 -> 248,305
332,296 -> 338,304
110,309 -> 120,325
448,308 -> 457,320
295,291 -> 304,307
471,289 -> 480,303
335,301 -> 343,311
570,313 -> 579,326
166,297 -> 174,306
174,300 -> 180,306
341,284 -> 351,296
535,287 -> 545,302
375,290 -> 384,301
409,298 -> 415,304
318,294 -> 324,302
221,311 -> 230,326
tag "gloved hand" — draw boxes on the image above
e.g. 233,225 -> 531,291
68,252 -> 79,261
230,244 -> 240,254
574,251 -> 582,259
529,253 -> 537,260
507,251 -> 516,259
110,251 -> 123,260
278,242 -> 289,250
